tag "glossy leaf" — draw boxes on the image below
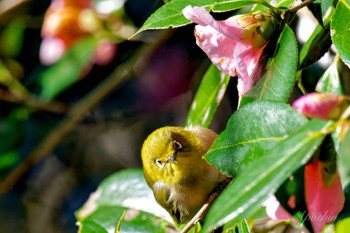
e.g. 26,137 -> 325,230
77,169 -> 170,221
134,0 -> 261,36
202,119 -> 332,232
338,128 -> 350,188
274,0 -> 295,8
76,169 -> 172,233
240,25 -> 297,106
236,219 -> 250,233
185,64 -> 230,127
331,0 -> 350,68
315,56 -> 343,94
205,101 -> 308,177
299,23 -> 332,69
38,36 -> 98,100
78,206 -> 166,233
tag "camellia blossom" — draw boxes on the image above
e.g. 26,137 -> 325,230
305,160 -> 345,233
40,0 -> 91,64
182,6 -> 279,95
262,195 -> 308,232
40,0 -> 117,66
293,93 -> 350,120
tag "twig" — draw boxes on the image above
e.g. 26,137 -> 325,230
0,89 -> 69,114
0,30 -> 172,194
289,0 -> 314,12
0,0 -> 30,17
180,178 -> 232,233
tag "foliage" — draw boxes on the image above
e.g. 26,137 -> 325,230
1,0 -> 350,232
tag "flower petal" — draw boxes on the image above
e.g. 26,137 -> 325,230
263,195 -> 296,221
183,6 -> 243,41
183,5 -> 270,95
305,161 -> 345,233
194,24 -> 237,77
293,93 -> 349,120
235,43 -> 265,94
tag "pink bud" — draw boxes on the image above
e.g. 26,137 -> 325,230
293,93 -> 349,120
305,161 -> 345,233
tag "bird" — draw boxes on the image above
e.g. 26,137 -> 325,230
141,126 -> 228,224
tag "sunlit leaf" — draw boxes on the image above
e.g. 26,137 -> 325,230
202,119 -> 332,232
315,56 -> 343,94
338,128 -> 350,188
331,0 -> 350,68
76,169 -> 172,233
205,101 -> 307,177
133,0 -> 262,36
240,25 -> 297,106
336,217 -> 350,233
185,64 -> 230,127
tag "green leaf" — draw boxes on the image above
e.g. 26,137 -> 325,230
79,206 -> 123,233
201,119 -> 332,232
331,0 -> 350,68
76,169 -> 172,233
338,128 -> 350,188
77,169 -> 171,221
0,150 -> 18,170
78,220 -> 108,233
0,108 -> 27,154
78,206 -> 166,233
205,101 -> 308,177
212,0 -> 262,12
134,0 -> 261,36
274,0 -> 295,8
0,18 -> 25,57
185,64 -> 230,127
236,219 -> 250,233
308,2 -> 323,27
38,36 -> 98,100
315,56 -> 343,94
336,217 -> 350,233
299,23 -> 332,69
240,25 -> 297,106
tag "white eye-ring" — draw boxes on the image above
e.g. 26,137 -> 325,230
155,159 -> 165,168
173,140 -> 182,151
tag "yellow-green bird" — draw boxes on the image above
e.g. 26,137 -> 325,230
141,126 -> 228,224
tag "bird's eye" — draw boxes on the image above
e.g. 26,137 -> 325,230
155,159 -> 165,168
173,140 -> 183,151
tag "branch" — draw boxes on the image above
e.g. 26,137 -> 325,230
289,0 -> 315,12
180,178 -> 232,233
0,0 -> 30,18
0,30 -> 173,194
0,89 -> 69,114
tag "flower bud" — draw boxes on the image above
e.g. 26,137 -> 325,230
293,93 -> 349,120
237,10 -> 280,48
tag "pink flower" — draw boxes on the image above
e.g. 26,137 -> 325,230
304,161 -> 345,233
293,93 -> 349,120
263,195 -> 298,223
262,195 -> 308,232
182,6 -> 278,95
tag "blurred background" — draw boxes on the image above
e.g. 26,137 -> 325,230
1,0 -> 348,232
0,0 -> 235,232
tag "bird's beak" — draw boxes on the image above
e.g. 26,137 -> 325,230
167,154 -> 177,163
